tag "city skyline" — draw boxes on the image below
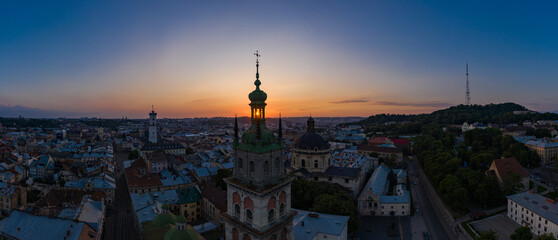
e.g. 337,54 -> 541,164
2,1 -> 558,118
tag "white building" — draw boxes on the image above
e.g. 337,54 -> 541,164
358,165 -> 410,216
507,191 -> 558,237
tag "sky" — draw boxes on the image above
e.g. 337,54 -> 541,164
1,1 -> 558,118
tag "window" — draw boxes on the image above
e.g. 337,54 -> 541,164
275,157 -> 280,169
280,203 -> 285,216
249,161 -> 255,173
268,209 -> 275,223
235,204 -> 240,217
345,178 -> 349,183
314,160 -> 318,168
239,158 -> 243,168
264,161 -> 270,176
328,177 -> 332,181
301,160 -> 306,168
246,209 -> 253,224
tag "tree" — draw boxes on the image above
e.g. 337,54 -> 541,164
310,194 -> 360,233
536,233 -> 557,240
477,229 -> 498,240
511,226 -> 532,240
503,173 -> 525,196
215,168 -> 232,191
128,149 -> 139,160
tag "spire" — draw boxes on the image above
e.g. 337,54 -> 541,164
254,50 -> 261,89
278,113 -> 283,141
152,104 -> 154,112
234,114 -> 239,141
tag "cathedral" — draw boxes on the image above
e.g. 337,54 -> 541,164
222,53 -> 294,240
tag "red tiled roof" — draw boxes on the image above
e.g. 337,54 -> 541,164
357,145 -> 402,153
368,137 -> 390,145
490,157 -> 529,181
125,167 -> 162,188
391,139 -> 410,146
34,189 -> 105,214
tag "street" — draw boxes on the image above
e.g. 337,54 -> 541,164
407,159 -> 452,240
103,151 -> 141,240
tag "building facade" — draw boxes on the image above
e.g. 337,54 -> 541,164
507,191 -> 558,237
223,57 -> 294,240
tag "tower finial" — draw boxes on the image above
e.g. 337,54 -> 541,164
254,50 -> 261,81
152,104 -> 154,112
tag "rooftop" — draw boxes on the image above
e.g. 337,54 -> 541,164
0,210 -> 94,240
508,191 -> 558,225
292,209 -> 349,240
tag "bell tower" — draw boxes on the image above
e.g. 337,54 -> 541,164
223,52 -> 294,240
148,105 -> 157,143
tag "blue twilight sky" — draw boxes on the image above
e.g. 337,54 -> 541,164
1,1 -> 557,118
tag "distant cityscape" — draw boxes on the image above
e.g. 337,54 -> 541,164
1,58 -> 558,240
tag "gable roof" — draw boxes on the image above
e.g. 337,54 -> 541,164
490,157 -> 529,181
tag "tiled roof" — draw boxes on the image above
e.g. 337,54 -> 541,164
125,167 -> 162,188
0,210 -> 93,240
0,182 -> 16,198
490,157 -> 529,181
357,145 -> 403,153
324,166 -> 360,178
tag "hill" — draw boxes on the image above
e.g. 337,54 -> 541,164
359,103 -> 558,126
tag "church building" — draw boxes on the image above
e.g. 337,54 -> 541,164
223,52 -> 295,240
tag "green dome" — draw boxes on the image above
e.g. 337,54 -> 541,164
152,213 -> 175,227
164,227 -> 198,240
249,87 -> 267,103
175,215 -> 187,223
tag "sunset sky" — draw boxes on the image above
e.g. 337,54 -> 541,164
1,1 -> 558,118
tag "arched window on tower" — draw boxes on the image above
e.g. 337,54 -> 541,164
301,159 -> 305,168
268,209 -> 275,223
246,209 -> 253,224
275,157 -> 279,170
280,203 -> 285,216
264,161 -> 270,177
238,158 -> 243,169
234,204 -> 240,218
249,161 -> 255,173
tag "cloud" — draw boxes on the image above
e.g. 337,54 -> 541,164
329,98 -> 369,104
0,104 -> 86,118
372,101 -> 452,108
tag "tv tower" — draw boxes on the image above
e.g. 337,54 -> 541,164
466,64 -> 471,105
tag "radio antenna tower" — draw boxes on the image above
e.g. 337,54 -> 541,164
466,63 -> 471,105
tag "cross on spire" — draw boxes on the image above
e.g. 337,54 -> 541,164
254,50 -> 260,64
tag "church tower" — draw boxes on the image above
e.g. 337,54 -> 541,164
148,106 -> 158,143
223,52 -> 294,240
